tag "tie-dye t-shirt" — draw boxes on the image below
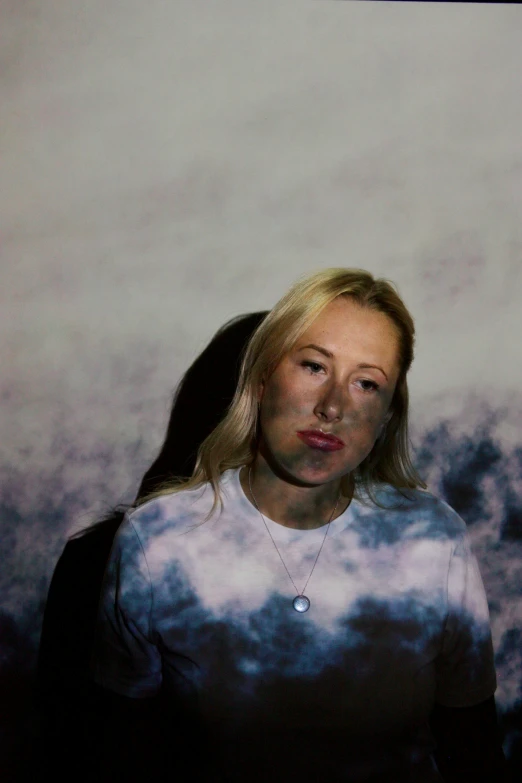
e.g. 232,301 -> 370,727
93,468 -> 496,782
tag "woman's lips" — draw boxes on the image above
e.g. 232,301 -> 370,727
296,430 -> 345,452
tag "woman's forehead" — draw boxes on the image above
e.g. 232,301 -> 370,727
296,298 -> 400,355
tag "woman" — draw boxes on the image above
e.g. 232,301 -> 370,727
93,269 -> 505,782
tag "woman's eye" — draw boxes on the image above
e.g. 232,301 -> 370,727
301,360 -> 324,374
357,379 -> 379,393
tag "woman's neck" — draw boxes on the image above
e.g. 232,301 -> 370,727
240,460 -> 352,531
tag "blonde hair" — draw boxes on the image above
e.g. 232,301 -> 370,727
141,268 -> 425,511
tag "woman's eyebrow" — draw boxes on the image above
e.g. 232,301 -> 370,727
297,343 -> 333,359
298,344 -> 388,381
357,363 -> 388,381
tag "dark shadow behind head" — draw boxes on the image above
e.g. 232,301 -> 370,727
137,311 -> 268,501
69,310 -> 268,541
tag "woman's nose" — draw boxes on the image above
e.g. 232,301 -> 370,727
313,380 -> 345,422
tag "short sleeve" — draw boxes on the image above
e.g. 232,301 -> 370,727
435,531 -> 497,707
91,516 -> 162,698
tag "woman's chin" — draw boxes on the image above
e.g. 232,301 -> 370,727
257,443 -> 353,487
278,463 -> 347,489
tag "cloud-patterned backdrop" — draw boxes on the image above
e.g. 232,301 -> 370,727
1,0 -> 521,775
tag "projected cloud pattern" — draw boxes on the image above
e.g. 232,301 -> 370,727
94,469 -> 497,781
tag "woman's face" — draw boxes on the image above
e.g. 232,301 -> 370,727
257,296 -> 401,488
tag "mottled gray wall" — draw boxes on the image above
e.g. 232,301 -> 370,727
1,0 -> 521,764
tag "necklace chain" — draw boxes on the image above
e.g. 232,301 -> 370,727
248,468 -> 339,600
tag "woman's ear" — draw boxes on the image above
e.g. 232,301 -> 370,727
257,378 -> 265,406
383,409 -> 393,425
378,410 -> 393,436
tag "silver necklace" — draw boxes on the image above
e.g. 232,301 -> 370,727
248,468 -> 339,613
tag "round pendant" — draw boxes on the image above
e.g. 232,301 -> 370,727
293,595 -> 310,613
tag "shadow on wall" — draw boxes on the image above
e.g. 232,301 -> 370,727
0,312 -> 521,779
2,311 -> 268,781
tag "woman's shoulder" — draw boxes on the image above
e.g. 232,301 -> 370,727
120,469 -> 237,543
353,483 -> 467,543
122,479 -> 216,541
